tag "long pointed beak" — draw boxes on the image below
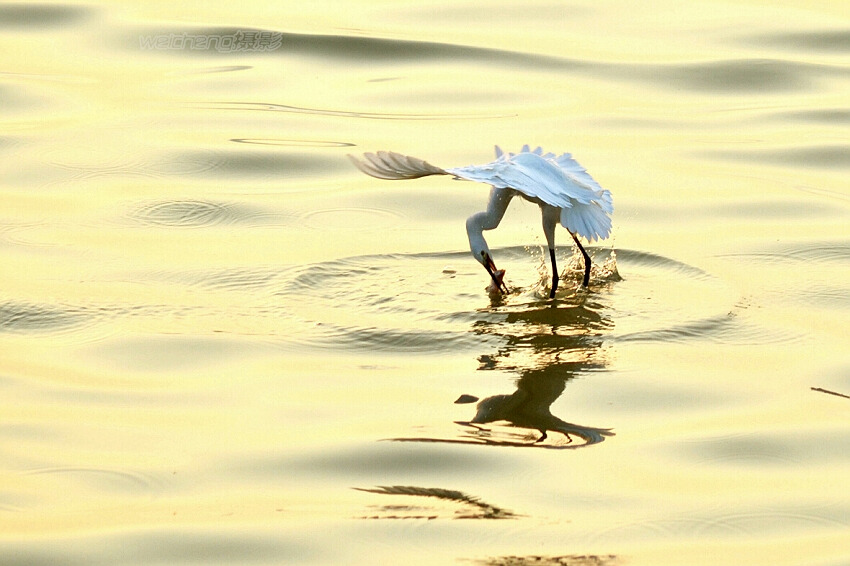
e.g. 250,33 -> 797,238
483,254 -> 508,294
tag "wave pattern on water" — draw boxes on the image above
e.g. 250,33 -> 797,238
193,100 -> 514,120
273,247 -> 750,353
130,25 -> 578,69
1,247 -> 756,355
132,200 -> 243,228
614,311 -> 802,346
795,284 -> 850,309
679,429 -> 850,468
230,138 -> 354,148
719,241 -> 850,264
169,64 -> 253,76
0,528 -> 311,566
186,267 -> 287,292
773,108 -> 850,125
130,26 -> 850,96
128,199 -> 299,229
0,301 -> 92,334
164,148 -> 345,178
613,249 -> 714,279
744,29 -> 850,53
718,240 -> 850,313
702,144 -> 850,170
634,58 -> 849,93
23,466 -> 165,495
608,251 -> 804,345
117,247 -> 749,354
0,3 -> 93,29
49,148 -> 224,182
593,506 -> 849,545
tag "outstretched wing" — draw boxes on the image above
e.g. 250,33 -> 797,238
449,145 -> 613,241
447,146 -> 601,209
349,146 -> 614,242
348,151 -> 447,180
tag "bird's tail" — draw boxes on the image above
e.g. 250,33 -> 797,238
348,151 -> 448,180
560,199 -> 613,242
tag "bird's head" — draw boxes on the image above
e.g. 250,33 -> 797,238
468,222 -> 507,294
473,248 -> 507,294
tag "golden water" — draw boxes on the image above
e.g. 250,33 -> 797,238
1,2 -> 848,564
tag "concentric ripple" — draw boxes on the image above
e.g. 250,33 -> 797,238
131,200 -> 241,228
271,246 -> 756,352
129,199 -> 294,228
1,247 -> 767,352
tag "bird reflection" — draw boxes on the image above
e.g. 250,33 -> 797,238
455,361 -> 613,445
391,287 -> 615,448
457,296 -> 613,446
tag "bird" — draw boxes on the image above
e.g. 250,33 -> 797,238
348,145 -> 613,298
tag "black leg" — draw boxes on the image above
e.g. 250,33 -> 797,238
570,232 -> 591,286
548,247 -> 558,298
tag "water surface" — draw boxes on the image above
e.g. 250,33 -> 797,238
1,2 -> 848,565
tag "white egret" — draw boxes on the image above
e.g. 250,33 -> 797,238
349,145 -> 613,298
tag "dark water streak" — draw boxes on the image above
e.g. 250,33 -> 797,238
128,26 -> 850,96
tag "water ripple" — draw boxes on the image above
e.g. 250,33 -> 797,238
190,267 -> 286,292
702,144 -> 850,170
170,64 -> 253,76
130,25 -> 577,69
594,506 -> 848,544
614,311 -> 802,346
0,247 -> 751,351
165,148 -> 344,177
129,199 -> 293,229
193,100 -> 514,121
300,206 -> 404,232
0,135 -> 21,152
127,24 -> 849,97
719,241 -> 850,264
24,466 -> 165,494
613,249 -> 713,279
50,148 -> 224,181
230,138 -> 354,148
679,429 -> 850,467
0,301 -> 91,334
0,3 -> 93,29
775,108 -> 850,125
271,247 -> 746,352
132,200 -> 240,228
3,528 -> 311,565
744,29 -> 850,54
310,322 -> 488,354
636,58 -> 848,93
795,284 -> 850,309
699,510 -> 850,537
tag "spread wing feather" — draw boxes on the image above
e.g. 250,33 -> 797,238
349,145 -> 613,242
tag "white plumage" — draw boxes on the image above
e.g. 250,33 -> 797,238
349,145 -> 613,297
